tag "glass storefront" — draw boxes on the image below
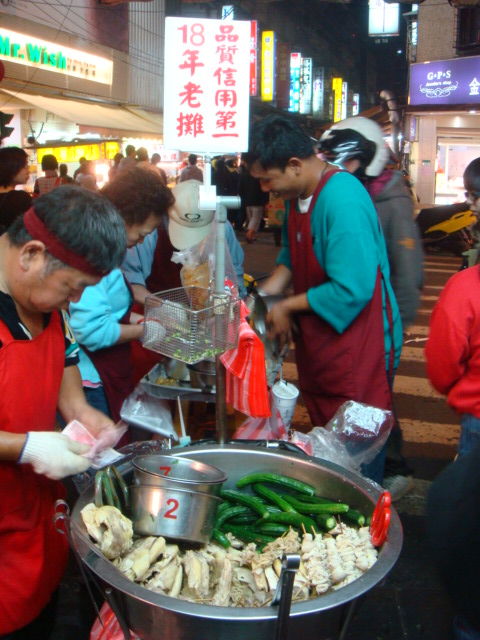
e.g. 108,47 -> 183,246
435,139 -> 480,205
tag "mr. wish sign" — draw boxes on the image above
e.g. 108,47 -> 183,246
163,17 -> 251,154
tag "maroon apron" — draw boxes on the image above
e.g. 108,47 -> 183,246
84,274 -> 135,424
289,170 -> 393,427
130,225 -> 181,384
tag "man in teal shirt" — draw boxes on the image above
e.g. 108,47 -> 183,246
248,116 -> 403,484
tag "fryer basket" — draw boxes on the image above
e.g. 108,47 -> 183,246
142,286 -> 240,364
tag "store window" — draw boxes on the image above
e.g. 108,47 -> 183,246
457,7 -> 480,55
435,140 -> 480,204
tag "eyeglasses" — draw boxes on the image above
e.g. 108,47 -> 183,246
465,190 -> 480,201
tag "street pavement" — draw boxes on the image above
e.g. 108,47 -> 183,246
50,228 -> 461,639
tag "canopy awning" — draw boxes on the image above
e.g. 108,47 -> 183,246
0,89 -> 163,136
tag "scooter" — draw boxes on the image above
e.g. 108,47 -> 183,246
415,203 -> 478,257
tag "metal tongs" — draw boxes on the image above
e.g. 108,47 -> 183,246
272,552 -> 301,640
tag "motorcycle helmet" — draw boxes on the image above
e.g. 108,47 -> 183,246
318,117 -> 389,178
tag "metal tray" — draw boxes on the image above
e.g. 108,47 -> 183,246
142,363 -> 216,403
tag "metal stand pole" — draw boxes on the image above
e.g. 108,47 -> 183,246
198,156 -> 240,445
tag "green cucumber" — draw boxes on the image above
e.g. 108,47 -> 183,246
261,510 -> 316,532
220,489 -> 270,520
283,495 -> 349,515
222,524 -> 275,547
316,513 -> 337,531
212,528 -> 231,548
252,483 -> 298,513
342,509 -> 366,527
236,473 -> 315,496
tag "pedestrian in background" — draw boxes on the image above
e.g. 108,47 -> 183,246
179,153 -> 203,183
0,146 -> 32,233
238,152 -> 268,240
75,160 -> 97,191
319,116 -> 424,500
118,145 -> 137,173
248,114 -> 403,485
33,154 -> 60,197
426,157 -> 480,460
73,156 -> 87,180
108,152 -> 124,182
59,163 -> 74,184
151,152 -> 168,184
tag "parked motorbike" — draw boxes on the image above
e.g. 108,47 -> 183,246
415,202 -> 479,257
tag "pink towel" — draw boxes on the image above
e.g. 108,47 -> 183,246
221,302 -> 271,418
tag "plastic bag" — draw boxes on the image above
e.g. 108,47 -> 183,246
171,221 -> 239,301
120,382 -> 178,441
233,390 -> 288,440
90,601 -> 140,640
305,401 -> 394,473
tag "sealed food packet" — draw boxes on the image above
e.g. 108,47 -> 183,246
62,420 -> 127,468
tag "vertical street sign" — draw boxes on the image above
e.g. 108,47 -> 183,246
163,17 -> 251,153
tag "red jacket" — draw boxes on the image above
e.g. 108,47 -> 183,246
425,265 -> 480,418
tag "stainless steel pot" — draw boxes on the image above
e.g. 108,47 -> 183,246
187,359 -> 216,390
131,484 -> 221,543
71,442 -> 403,640
132,453 -> 227,495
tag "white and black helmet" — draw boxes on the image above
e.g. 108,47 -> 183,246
318,117 -> 389,178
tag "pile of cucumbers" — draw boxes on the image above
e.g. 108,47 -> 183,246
212,472 -> 368,549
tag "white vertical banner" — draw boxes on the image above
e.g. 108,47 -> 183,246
163,17 -> 251,153
341,81 -> 348,120
299,57 -> 312,115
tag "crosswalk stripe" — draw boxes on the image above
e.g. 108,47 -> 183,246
400,418 -> 460,446
421,294 -> 443,302
400,346 -> 425,363
404,325 -> 429,337
394,374 -> 442,398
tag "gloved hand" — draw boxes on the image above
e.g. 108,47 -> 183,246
18,431 -> 92,480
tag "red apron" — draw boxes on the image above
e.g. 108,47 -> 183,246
289,170 -> 393,427
0,311 -> 69,635
131,226 -> 181,384
84,274 -> 135,424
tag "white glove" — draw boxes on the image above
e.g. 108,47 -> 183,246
19,432 -> 92,480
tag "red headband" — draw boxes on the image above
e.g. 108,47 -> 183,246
23,207 -> 104,277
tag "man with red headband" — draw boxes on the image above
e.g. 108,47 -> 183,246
0,186 -> 127,638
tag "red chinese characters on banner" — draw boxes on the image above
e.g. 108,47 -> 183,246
175,23 -> 240,140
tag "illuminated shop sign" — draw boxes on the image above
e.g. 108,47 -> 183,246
341,81 -> 348,120
289,52 -> 301,112
352,92 -> 360,116
312,67 -> 324,117
0,28 -> 113,85
409,56 -> 480,106
332,77 -> 342,122
368,0 -> 399,37
261,31 -> 275,102
276,42 -> 291,109
250,21 -> 258,97
163,17 -> 250,153
299,57 -> 312,115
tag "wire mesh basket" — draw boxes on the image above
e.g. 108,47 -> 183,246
142,286 -> 240,364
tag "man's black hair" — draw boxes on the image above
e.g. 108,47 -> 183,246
0,147 -> 29,187
248,115 -> 316,170
8,185 -> 127,273
464,158 -> 480,193
101,166 -> 175,227
41,154 -> 58,171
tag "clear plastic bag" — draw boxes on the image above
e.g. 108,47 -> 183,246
233,390 -> 287,440
120,383 -> 177,441
305,401 -> 394,473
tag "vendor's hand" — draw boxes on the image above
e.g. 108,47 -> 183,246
75,405 -> 116,439
130,312 -> 144,325
19,432 -> 91,480
266,302 -> 293,349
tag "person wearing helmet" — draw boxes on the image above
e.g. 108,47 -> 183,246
248,115 -> 403,486
319,116 -> 424,500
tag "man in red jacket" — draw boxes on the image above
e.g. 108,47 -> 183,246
425,157 -> 480,459
0,186 -> 126,637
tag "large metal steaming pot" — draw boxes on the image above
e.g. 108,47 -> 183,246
71,441 -> 403,640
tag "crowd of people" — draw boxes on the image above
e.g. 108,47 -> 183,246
0,117 -> 479,640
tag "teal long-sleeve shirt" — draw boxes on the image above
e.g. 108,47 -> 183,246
277,171 -> 403,370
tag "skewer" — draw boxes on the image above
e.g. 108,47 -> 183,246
177,396 -> 187,440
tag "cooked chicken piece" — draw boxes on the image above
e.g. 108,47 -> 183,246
116,536 -> 167,582
324,536 -> 347,584
212,557 -> 232,606
182,550 -> 210,600
144,556 -> 182,594
301,533 -> 331,595
81,503 -> 133,560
